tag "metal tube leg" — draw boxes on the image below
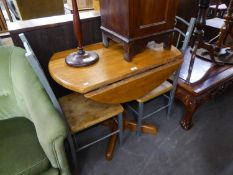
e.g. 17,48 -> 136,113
118,113 -> 123,146
137,102 -> 144,136
167,91 -> 174,120
67,133 -> 78,168
167,68 -> 180,119
102,32 -> 109,48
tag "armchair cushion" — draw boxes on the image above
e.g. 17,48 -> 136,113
0,46 -> 70,175
0,117 -> 58,175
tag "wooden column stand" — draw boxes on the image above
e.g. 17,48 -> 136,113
191,0 -> 233,71
103,117 -> 157,160
65,0 -> 99,67
215,0 -> 233,51
187,0 -> 214,83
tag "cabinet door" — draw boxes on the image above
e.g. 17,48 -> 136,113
131,0 -> 178,37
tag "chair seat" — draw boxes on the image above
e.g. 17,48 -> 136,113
59,93 -> 124,133
0,117 -> 56,175
137,81 -> 173,103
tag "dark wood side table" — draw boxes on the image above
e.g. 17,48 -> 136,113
176,49 -> 233,130
49,42 -> 183,159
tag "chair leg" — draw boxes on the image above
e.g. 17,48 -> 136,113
106,120 -> 118,161
167,91 -> 174,120
137,102 -> 144,136
67,133 -> 78,169
118,113 -> 123,146
167,68 -> 180,119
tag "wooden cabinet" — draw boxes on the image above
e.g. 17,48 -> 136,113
99,0 -> 179,61
67,0 -> 93,10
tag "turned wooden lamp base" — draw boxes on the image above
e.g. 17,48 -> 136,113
67,0 -> 99,68
65,51 -> 99,67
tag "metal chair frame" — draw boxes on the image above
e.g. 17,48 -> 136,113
19,33 -> 123,167
127,17 -> 196,136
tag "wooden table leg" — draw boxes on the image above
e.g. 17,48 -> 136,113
123,120 -> 157,135
105,126 -> 117,160
103,117 -> 158,160
176,87 -> 200,130
180,107 -> 197,130
102,119 -> 118,160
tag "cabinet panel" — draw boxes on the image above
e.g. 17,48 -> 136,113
100,0 -> 130,37
132,0 -> 178,37
100,0 -> 179,61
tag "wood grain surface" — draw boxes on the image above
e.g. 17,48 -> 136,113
49,42 -> 182,95
59,93 -> 123,132
85,59 -> 182,104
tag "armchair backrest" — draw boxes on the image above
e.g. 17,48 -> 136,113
0,45 -> 70,175
0,46 -> 26,119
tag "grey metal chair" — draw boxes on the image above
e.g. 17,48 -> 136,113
127,16 -> 196,136
19,33 -> 124,166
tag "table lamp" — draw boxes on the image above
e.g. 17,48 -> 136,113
65,0 -> 99,67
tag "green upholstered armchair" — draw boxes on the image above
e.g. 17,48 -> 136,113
12,0 -> 64,20
0,46 -> 71,175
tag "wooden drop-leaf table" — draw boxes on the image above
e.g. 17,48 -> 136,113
49,42 -> 183,159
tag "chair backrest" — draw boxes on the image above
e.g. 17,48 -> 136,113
19,33 -> 78,169
167,17 -> 196,94
174,16 -> 196,53
19,33 -> 64,117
